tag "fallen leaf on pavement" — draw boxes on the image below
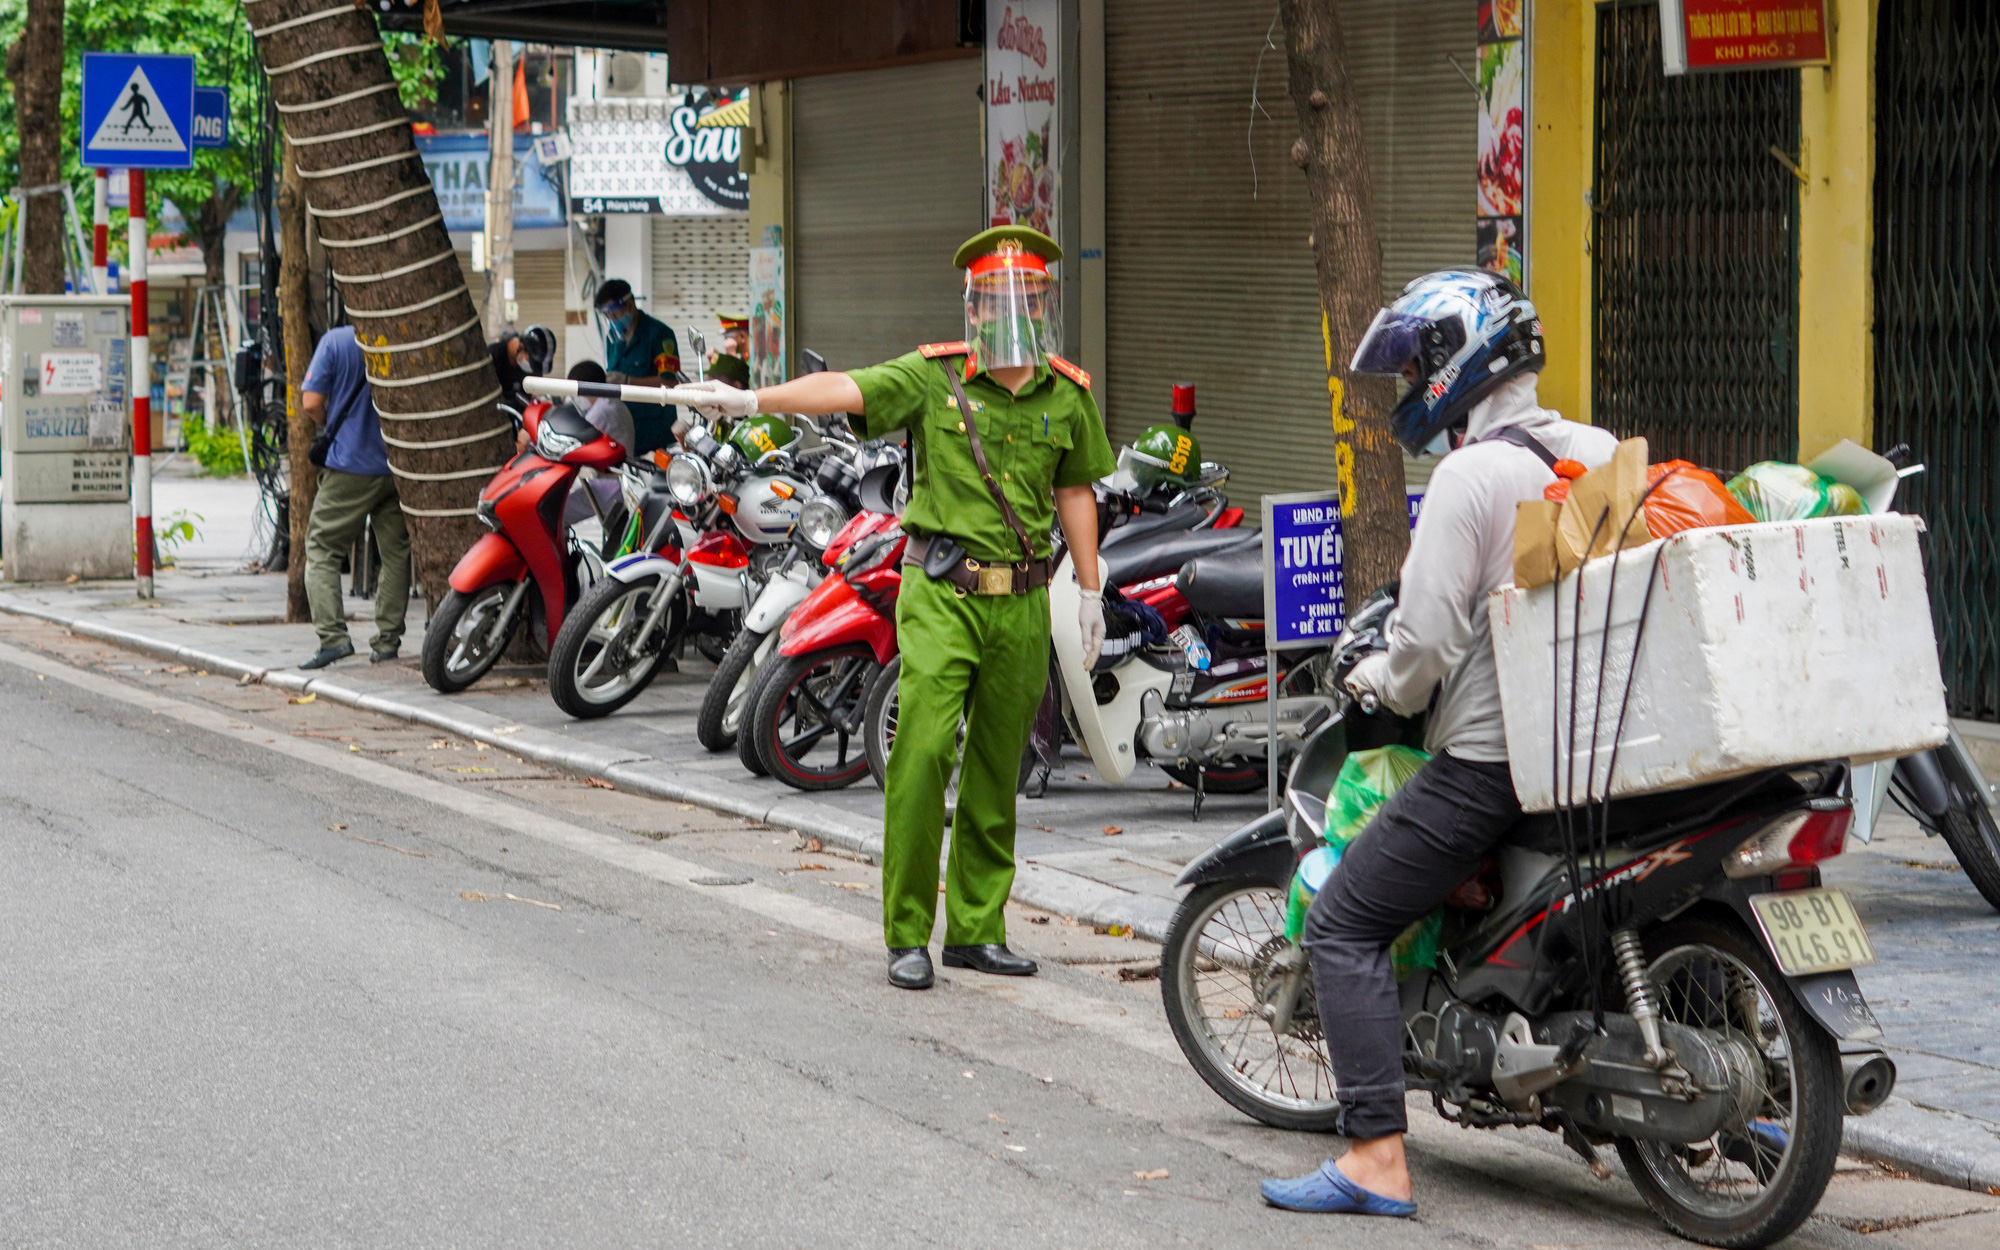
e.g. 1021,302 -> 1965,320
503,892 -> 561,911
584,778 -> 615,789
1222,1008 -> 1244,1019
288,693 -> 316,705
679,804 -> 696,811
474,741 -> 490,750
165,665 -> 190,674
348,745 -> 360,753
195,670 -> 209,677
64,574 -> 79,583
834,881 -> 868,890
428,740 -> 449,750
1005,1144 -> 1027,1153
450,766 -> 497,774
493,726 -> 522,735
341,832 -> 427,858
989,1113 -> 1006,1122
1074,772 -> 1091,781
1102,825 -> 1123,836
805,837 -> 822,852
795,862 -> 831,871
1095,924 -> 1131,937
1028,915 -> 1050,924
1133,1168 -> 1169,1181
328,824 -> 348,831
1118,964 -> 1162,982
460,891 -> 489,902
1035,825 -> 1054,832
237,673 -> 256,686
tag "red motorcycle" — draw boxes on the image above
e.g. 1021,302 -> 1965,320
421,401 -> 675,692
742,508 -> 906,790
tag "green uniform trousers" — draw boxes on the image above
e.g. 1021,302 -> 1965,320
880,567 -> 1051,949
304,468 -> 411,651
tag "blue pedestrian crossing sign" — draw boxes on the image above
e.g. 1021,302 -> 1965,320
192,87 -> 229,148
81,53 -> 195,169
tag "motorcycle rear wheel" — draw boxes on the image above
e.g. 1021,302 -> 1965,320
1160,880 -> 1341,1133
695,627 -> 770,752
547,573 -> 685,718
751,643 -> 880,791
422,583 -> 518,693
1615,915 -> 1843,1250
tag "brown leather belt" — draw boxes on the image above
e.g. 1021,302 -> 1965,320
904,534 -> 1054,596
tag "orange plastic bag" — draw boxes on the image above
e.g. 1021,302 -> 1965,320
1642,460 -> 1756,538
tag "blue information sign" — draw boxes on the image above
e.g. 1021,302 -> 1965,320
192,86 -> 229,148
81,53 -> 195,170
1262,490 -> 1425,650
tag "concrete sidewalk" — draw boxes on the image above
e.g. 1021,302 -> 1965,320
5,561 -> 2000,1193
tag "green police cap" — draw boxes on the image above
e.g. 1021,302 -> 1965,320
954,225 -> 1062,270
707,352 -> 750,385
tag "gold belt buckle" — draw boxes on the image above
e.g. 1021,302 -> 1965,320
975,563 -> 1013,595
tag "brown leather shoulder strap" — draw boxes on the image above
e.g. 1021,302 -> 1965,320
938,361 -> 1036,562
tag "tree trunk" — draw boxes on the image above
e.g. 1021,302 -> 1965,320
251,0 -> 506,610
484,39 -> 515,334
280,140 -> 315,622
1278,0 -> 1409,599
197,187 -> 242,429
5,0 -> 66,294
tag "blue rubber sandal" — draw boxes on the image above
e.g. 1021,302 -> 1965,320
1261,1159 -> 1417,1217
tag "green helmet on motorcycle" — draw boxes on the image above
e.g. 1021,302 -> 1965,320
726,413 -> 799,462
1118,424 -> 1202,490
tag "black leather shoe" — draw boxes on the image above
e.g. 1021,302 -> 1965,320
300,641 -> 355,670
369,645 -> 400,664
942,944 -> 1038,977
887,947 -> 934,990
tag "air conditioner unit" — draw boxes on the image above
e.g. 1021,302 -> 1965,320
603,52 -> 647,97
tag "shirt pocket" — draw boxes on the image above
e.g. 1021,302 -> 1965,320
1024,409 -> 1074,483
923,400 -> 979,484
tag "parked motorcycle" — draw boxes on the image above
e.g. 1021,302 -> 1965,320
1161,587 -> 1896,1248
421,398 -> 654,693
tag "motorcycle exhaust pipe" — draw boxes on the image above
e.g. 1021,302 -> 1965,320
1842,1052 -> 1897,1116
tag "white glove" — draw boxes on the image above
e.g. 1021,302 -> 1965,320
680,378 -> 759,421
1078,587 -> 1106,668
1344,651 -> 1391,711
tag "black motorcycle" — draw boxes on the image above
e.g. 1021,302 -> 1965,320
1160,588 -> 1898,1249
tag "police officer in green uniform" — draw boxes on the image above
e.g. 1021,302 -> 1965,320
682,227 -> 1116,989
593,278 -> 682,454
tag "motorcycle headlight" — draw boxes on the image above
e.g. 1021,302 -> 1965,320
534,422 -> 584,461
666,454 -> 710,506
799,496 -> 846,552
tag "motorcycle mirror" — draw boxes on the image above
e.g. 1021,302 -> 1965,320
802,348 -> 829,375
857,463 -> 901,516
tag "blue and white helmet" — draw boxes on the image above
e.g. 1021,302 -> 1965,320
1349,268 -> 1545,457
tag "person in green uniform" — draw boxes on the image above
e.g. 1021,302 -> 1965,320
593,278 -> 681,454
682,227 -> 1115,989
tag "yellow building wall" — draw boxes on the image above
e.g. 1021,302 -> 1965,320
1528,1 -> 1595,426
1796,0 -> 1876,459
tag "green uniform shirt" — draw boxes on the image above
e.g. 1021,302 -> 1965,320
848,350 -> 1117,563
604,311 -> 681,454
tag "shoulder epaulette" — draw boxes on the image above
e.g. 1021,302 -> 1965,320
918,341 -> 969,359
1049,354 -> 1091,389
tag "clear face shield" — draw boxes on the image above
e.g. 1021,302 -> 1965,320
965,263 -> 1060,370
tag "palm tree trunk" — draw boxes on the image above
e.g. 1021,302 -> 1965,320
250,0 -> 507,609
4,0 -> 66,294
279,140 -> 315,622
1279,0 -> 1410,598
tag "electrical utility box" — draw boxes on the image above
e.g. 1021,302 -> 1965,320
1,295 -> 134,581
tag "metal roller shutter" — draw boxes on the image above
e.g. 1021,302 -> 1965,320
793,57 -> 984,373
650,215 -> 752,361
512,250 -> 570,374
1105,0 -> 1474,502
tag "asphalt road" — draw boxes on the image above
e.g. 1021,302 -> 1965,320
3,623 -> 1997,1248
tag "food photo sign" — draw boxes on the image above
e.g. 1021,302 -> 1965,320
985,1 -> 1059,238
1477,0 -> 1526,286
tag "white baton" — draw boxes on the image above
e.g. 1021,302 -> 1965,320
523,376 -> 713,408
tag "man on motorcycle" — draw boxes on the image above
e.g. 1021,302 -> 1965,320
1263,269 -> 1618,1217
681,226 -> 1117,990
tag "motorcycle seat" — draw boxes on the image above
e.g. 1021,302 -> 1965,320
1104,527 -> 1258,590
1504,766 -> 1834,856
1176,547 -> 1266,620
1102,501 -> 1211,549
544,402 -> 608,444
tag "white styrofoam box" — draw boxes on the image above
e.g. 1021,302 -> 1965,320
1489,515 -> 1948,812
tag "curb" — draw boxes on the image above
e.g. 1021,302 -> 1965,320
0,594 -> 1177,944
1843,1097 -> 2000,1193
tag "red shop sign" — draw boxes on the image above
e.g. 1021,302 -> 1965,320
1660,0 -> 1831,75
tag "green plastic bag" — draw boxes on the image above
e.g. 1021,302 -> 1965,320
1726,461 -> 1829,522
1283,745 -> 1443,981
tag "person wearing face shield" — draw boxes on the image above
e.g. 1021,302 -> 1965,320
677,226 -> 1117,991
1260,268 -> 1618,1219
593,278 -> 681,454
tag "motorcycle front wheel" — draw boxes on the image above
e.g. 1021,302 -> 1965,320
1936,748 -> 2000,912
1159,880 -> 1341,1133
422,583 -> 520,693
750,643 -> 880,791
1615,915 -> 1843,1250
695,627 -> 771,752
546,572 -> 686,718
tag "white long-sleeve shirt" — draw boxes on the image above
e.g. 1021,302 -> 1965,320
1349,374 -> 1619,762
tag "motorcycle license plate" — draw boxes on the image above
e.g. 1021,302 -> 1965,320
1748,888 -> 1876,976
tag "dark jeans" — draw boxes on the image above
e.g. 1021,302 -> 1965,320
1301,752 -> 1521,1139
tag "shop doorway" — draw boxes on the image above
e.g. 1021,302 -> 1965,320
1590,1 -> 1800,469
1875,0 -> 2000,720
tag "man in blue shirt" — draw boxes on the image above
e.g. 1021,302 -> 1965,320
298,325 -> 411,670
593,278 -> 680,453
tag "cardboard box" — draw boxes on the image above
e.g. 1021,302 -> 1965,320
1489,514 -> 1949,812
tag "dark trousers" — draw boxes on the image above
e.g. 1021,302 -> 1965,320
1301,751 -> 1521,1139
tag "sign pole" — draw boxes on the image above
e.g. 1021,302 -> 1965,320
91,169 -> 108,296
129,168 -> 151,599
